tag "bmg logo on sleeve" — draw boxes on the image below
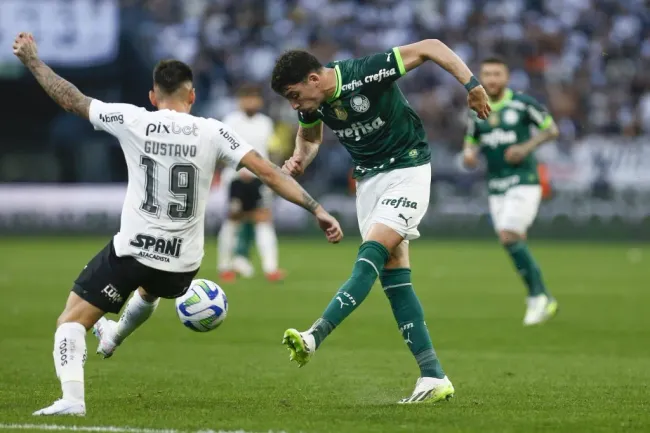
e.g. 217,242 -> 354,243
219,128 -> 240,150
99,112 -> 124,124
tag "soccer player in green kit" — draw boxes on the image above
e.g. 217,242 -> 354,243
271,39 -> 490,404
463,57 -> 560,326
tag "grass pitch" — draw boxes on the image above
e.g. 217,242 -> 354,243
0,237 -> 648,433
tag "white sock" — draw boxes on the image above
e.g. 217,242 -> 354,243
53,322 -> 86,404
217,220 -> 239,271
255,222 -> 279,274
114,290 -> 159,344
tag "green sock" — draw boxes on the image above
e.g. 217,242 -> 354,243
235,222 -> 255,258
504,241 -> 548,297
381,268 -> 445,379
310,241 -> 389,348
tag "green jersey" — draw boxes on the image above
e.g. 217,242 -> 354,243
465,89 -> 554,195
298,47 -> 430,179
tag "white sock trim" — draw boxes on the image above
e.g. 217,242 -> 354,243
383,282 -> 413,291
357,258 -> 379,276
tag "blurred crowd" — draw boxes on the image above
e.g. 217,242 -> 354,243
114,0 -> 650,190
4,0 -> 650,186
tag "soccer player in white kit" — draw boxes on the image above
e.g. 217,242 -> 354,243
12,32 -> 343,416
217,84 -> 284,282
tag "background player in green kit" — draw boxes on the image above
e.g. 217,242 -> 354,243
271,39 -> 490,404
463,57 -> 560,326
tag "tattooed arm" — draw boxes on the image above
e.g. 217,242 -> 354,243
239,149 -> 343,243
13,32 -> 92,119
240,150 -> 321,213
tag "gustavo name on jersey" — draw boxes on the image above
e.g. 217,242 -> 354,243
332,117 -> 386,141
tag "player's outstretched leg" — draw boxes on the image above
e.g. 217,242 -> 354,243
217,218 -> 240,283
500,230 -> 557,325
92,288 -> 159,359
282,240 -> 390,367
232,221 -> 255,278
381,266 -> 454,404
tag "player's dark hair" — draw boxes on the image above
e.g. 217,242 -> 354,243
271,50 -> 323,95
153,59 -> 194,94
237,83 -> 262,97
481,56 -> 508,68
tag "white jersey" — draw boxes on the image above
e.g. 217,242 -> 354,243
89,100 -> 253,273
222,110 -> 274,178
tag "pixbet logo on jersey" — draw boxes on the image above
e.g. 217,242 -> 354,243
130,234 -> 183,263
99,112 -> 124,124
146,122 -> 199,137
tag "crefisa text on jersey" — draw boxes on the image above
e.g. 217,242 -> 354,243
143,121 -> 199,157
129,234 -> 183,263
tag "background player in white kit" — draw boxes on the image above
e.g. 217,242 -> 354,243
217,84 -> 285,282
12,32 -> 343,417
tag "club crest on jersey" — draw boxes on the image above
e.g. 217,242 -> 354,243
331,100 -> 348,121
488,113 -> 500,127
503,109 -> 519,125
350,95 -> 370,113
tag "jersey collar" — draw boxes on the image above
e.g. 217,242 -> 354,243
327,64 -> 342,103
489,88 -> 513,112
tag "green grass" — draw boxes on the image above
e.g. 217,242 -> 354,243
0,237 -> 649,433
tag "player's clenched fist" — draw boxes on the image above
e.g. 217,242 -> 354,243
314,207 -> 343,244
468,85 -> 491,120
12,32 -> 39,64
282,155 -> 305,178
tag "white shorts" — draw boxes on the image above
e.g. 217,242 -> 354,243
488,185 -> 542,234
356,163 -> 431,241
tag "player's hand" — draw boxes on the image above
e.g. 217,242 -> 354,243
282,155 -> 305,178
12,32 -> 39,65
463,148 -> 479,169
314,206 -> 343,244
468,85 -> 491,120
504,144 -> 531,164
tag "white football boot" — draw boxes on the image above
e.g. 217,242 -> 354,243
282,328 -> 316,367
92,317 -> 120,358
33,399 -> 85,416
398,376 -> 455,404
523,294 -> 559,326
232,255 -> 255,278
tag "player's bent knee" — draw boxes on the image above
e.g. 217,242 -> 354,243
385,241 -> 410,269
499,230 -> 524,245
137,287 -> 159,303
253,208 -> 272,223
364,223 -> 405,253
57,292 -> 105,330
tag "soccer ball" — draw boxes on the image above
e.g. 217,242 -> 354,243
175,279 -> 228,332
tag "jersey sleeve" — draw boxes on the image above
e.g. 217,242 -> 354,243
464,112 -> 480,145
215,122 -> 255,169
88,100 -> 141,137
297,110 -> 322,128
522,95 -> 554,130
354,47 -> 407,85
